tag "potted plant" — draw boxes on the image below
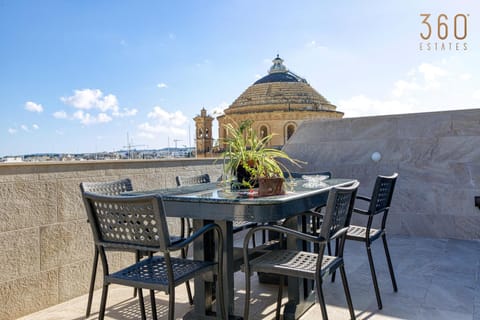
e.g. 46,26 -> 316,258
221,120 -> 304,196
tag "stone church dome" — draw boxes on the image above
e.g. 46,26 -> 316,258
213,55 -> 343,150
225,55 -> 339,115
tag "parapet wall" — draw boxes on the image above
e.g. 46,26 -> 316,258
0,159 -> 223,320
283,108 -> 480,240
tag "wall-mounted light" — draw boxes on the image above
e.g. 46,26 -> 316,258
371,152 -> 382,162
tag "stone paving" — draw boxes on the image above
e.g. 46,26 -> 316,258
19,235 -> 480,320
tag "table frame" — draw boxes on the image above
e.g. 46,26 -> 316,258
135,178 -> 356,319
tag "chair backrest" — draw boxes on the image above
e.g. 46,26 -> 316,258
176,173 -> 211,187
80,178 -> 133,195
368,173 -> 398,215
82,192 -> 171,252
320,181 -> 359,243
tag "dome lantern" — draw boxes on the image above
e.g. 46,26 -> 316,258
269,54 -> 287,74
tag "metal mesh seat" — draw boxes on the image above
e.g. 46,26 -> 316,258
346,173 -> 399,310
242,181 -> 359,320
80,178 -> 193,318
82,192 -> 226,320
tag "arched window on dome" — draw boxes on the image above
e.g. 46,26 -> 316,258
259,125 -> 268,140
286,124 -> 296,142
198,128 -> 203,138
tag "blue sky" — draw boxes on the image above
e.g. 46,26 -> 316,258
1,0 -> 479,156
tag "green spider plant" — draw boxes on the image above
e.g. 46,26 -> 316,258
221,119 -> 303,189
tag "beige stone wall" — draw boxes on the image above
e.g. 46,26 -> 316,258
218,110 -> 342,147
283,108 -> 480,240
0,159 -> 223,320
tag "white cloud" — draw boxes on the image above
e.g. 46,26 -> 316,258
210,102 -> 228,116
340,95 -> 415,118
460,73 -> 472,81
418,63 -> 447,82
157,83 -> 168,89
25,101 -> 43,113
138,106 -> 188,138
112,108 -> 138,117
341,60 -> 478,118
168,33 -> 176,40
73,110 -> 112,125
392,80 -> 421,98
8,128 -> 17,134
305,40 -> 327,50
53,110 -> 68,119
61,89 -> 119,112
59,88 -> 136,125
20,124 -> 29,132
473,90 -> 480,100
32,124 -> 39,130
391,63 -> 448,98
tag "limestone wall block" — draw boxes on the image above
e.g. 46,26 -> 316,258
0,181 -> 57,232
0,269 -> 58,320
58,259 -> 93,302
40,221 -> 92,271
0,228 -> 40,283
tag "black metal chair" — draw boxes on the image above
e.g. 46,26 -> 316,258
82,192 -> 226,320
176,173 -> 258,245
346,173 -> 399,310
81,178 -> 136,318
81,178 -> 194,318
242,181 -> 359,320
285,171 -> 333,253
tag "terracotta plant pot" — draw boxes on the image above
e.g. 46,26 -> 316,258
258,177 -> 285,196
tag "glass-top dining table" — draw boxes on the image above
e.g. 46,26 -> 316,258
130,177 -> 357,320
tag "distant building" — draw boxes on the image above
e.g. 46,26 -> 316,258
194,108 -> 214,158
2,156 -> 23,163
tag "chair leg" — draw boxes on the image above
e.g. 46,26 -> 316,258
382,234 -> 398,292
275,275 -> 284,320
138,289 -> 147,320
180,247 -> 194,305
315,277 -> 328,320
86,247 -> 99,318
216,273 -> 227,320
98,284 -> 109,320
366,245 -> 383,309
150,290 -> 157,320
168,286 -> 175,320
339,265 -> 356,320
134,251 -> 142,298
330,238 -> 339,283
244,268 -> 252,320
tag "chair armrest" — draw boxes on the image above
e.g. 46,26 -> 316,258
356,195 -> 371,202
169,223 -> 221,252
329,226 -> 349,240
243,224 -> 327,250
282,210 -> 325,226
353,207 -> 370,215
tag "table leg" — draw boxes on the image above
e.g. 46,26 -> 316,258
183,219 -> 242,320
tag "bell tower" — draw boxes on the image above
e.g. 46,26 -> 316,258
194,108 -> 213,157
